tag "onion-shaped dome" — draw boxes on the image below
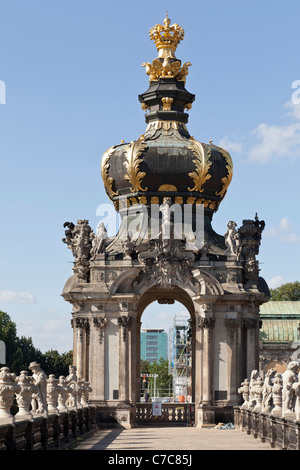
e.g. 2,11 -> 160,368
101,15 -> 233,215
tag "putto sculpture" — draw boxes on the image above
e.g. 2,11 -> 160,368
238,360 -> 300,418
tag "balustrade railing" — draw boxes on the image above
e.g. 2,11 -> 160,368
235,359 -> 300,450
136,402 -> 195,425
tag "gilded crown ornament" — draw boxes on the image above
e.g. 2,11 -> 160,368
149,13 -> 184,57
142,14 -> 192,83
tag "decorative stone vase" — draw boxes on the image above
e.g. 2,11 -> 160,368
15,370 -> 37,419
0,367 -> 20,421
47,374 -> 60,414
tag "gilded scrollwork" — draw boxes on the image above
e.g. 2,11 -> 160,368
101,146 -> 118,198
187,138 -> 212,193
123,136 -> 148,193
215,146 -> 233,199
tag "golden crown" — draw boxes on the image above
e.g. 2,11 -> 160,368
149,15 -> 185,54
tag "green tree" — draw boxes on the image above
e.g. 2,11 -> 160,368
0,310 -> 73,376
0,310 -> 18,366
270,281 -> 300,301
41,349 -> 73,377
148,358 -> 172,397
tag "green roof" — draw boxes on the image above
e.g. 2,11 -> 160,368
259,301 -> 300,343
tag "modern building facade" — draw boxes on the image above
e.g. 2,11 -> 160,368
140,328 -> 168,363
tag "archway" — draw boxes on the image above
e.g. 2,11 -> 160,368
132,287 -> 196,425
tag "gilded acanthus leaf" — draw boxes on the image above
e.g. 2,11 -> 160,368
214,146 -> 233,198
187,139 -> 212,192
101,146 -> 118,198
123,136 -> 148,192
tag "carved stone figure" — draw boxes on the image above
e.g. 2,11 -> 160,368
28,361 -> 48,415
121,230 -> 135,259
248,369 -> 260,409
282,360 -> 299,414
57,376 -> 71,412
81,380 -> 92,407
271,373 -> 283,415
136,238 -> 196,290
262,368 -> 276,413
90,222 -> 107,259
292,378 -> 300,420
160,197 -> 172,240
66,365 -> 78,408
224,221 -> 238,256
62,219 -> 94,282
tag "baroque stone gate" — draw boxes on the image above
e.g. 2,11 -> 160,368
62,16 -> 270,428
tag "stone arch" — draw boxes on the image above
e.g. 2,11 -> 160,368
132,285 -> 197,406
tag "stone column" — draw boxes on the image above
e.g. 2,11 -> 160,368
116,311 -> 133,429
199,316 -> 215,404
225,318 -> 238,404
89,316 -> 107,402
75,317 -> 89,379
197,309 -> 215,428
117,313 -> 131,403
244,318 -> 259,378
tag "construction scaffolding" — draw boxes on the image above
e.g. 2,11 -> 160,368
168,313 -> 192,403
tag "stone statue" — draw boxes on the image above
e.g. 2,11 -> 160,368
160,197 -> 172,241
28,361 -> 48,415
90,222 -> 107,259
292,378 -> 300,420
122,230 -> 135,259
271,373 -> 283,415
248,369 -> 260,409
224,221 -> 238,256
66,365 -> 78,408
262,368 -> 276,413
57,376 -> 71,412
62,219 -> 94,282
282,360 -> 299,414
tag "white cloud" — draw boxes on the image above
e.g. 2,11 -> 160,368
217,136 -> 243,153
264,217 -> 300,243
248,100 -> 300,163
0,290 -> 36,305
267,276 -> 284,289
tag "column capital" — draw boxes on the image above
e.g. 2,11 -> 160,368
198,316 -> 215,329
118,315 -> 132,341
225,318 -> 238,344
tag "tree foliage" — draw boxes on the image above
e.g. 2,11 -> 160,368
270,281 -> 300,301
0,310 -> 73,377
140,358 -> 172,397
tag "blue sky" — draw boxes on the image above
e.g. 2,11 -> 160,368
0,0 -> 299,353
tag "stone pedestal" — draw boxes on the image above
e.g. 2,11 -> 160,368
115,404 -> 135,429
196,405 -> 215,428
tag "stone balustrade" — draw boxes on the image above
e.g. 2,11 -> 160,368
136,403 -> 195,425
0,363 -> 96,450
235,359 -> 300,450
0,363 -> 93,423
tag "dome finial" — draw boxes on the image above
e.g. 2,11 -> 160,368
149,15 -> 185,57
